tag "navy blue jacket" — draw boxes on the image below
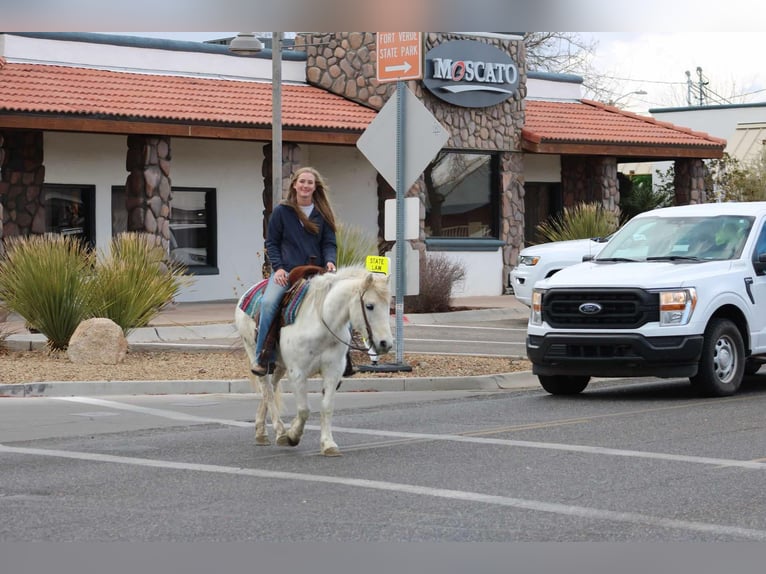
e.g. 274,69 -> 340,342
265,203 -> 337,272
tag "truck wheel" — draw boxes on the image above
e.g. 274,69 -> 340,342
690,318 -> 744,397
538,375 -> 590,395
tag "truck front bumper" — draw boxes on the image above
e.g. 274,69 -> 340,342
526,332 -> 704,378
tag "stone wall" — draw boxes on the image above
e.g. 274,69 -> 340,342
0,130 -> 46,242
125,135 -> 172,249
299,32 -> 527,288
674,158 -> 707,205
561,156 -> 620,214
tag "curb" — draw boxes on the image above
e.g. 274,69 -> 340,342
0,371 -> 539,398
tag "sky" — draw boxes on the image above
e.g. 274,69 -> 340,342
584,32 -> 766,113
111,31 -> 766,116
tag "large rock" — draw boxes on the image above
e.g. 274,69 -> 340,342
67,318 -> 128,365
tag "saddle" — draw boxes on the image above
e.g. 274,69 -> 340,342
258,265 -> 325,365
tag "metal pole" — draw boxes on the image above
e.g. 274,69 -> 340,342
395,80 -> 406,366
272,32 -> 283,209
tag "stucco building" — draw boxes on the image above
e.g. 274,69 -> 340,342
0,32 -> 725,302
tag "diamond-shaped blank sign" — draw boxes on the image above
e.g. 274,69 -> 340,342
357,86 -> 449,191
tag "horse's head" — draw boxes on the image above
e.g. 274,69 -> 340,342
350,271 -> 393,356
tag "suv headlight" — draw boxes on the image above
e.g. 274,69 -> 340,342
519,255 -> 540,266
658,288 -> 697,326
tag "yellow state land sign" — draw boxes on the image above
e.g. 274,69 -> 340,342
365,255 -> 390,275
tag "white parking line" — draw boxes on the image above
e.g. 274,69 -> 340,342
2,442 -> 765,540
55,397 -> 766,470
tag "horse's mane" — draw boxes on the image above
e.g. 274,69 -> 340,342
301,265 -> 387,311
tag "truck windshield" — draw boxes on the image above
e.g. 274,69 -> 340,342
595,215 -> 754,262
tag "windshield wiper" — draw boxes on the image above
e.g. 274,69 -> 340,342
646,255 -> 702,262
595,257 -> 638,262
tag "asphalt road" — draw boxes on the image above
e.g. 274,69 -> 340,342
4,373 -> 766,542
401,317 -> 528,357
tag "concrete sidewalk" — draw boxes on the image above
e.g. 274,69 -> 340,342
1,294 -> 538,397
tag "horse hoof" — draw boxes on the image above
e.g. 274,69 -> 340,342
255,436 -> 270,446
276,435 -> 300,447
321,447 -> 342,457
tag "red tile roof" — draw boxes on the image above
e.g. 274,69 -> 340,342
0,61 -> 376,131
0,61 -> 726,158
524,99 -> 726,152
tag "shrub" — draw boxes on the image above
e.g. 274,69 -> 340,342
404,253 -> 466,313
536,202 -> 619,243
619,176 -> 673,223
0,232 -> 194,350
0,301 -> 10,352
336,223 -> 379,267
88,233 -> 193,335
0,234 -> 94,350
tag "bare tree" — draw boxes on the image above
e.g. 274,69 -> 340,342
523,32 -> 623,104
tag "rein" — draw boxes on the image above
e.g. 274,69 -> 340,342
320,290 -> 379,353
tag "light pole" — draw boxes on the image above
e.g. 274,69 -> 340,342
230,32 -> 283,244
607,89 -> 647,107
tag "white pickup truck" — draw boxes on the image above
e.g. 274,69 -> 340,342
526,202 -> 766,397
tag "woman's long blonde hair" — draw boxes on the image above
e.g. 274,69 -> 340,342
283,166 -> 337,234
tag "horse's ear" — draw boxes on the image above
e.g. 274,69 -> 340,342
363,273 -> 374,290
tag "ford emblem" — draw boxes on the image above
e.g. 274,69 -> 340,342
579,302 -> 602,315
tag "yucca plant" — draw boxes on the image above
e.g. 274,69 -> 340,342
536,202 -> 619,243
88,233 -> 193,335
0,234 -> 94,350
335,222 -> 379,267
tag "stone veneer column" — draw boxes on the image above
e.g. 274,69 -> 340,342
674,158 -> 707,205
125,135 -> 172,249
560,156 -> 620,215
0,130 -> 46,246
0,132 -> 4,252
501,152 -> 525,290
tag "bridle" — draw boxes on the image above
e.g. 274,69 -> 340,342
320,289 -> 382,354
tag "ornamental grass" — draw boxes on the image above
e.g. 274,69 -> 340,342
0,232 -> 194,350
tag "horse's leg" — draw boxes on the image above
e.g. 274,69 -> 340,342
277,372 -> 309,447
262,368 -> 287,443
236,310 -> 272,445
252,374 -> 271,445
319,376 -> 342,456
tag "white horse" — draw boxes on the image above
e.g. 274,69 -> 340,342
234,265 -> 393,456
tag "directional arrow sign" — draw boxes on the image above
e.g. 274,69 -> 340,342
376,32 -> 423,83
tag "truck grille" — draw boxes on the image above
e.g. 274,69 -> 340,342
542,289 -> 659,329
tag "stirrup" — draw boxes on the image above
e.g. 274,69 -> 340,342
251,363 -> 268,376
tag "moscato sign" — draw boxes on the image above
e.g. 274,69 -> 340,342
423,40 -> 519,108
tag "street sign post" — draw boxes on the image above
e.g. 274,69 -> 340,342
357,33 -> 448,368
357,84 -> 449,367
376,32 -> 423,83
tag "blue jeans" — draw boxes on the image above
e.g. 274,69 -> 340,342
254,274 -> 289,365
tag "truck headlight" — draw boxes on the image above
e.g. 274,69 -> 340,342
658,288 -> 697,326
530,289 -> 544,325
519,255 -> 540,266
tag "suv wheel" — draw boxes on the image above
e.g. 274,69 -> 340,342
690,318 -> 744,397
538,375 -> 590,395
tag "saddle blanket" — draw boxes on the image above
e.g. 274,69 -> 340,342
238,278 -> 310,326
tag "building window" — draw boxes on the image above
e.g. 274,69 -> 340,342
424,151 -> 498,239
44,184 -> 95,247
111,186 -> 218,275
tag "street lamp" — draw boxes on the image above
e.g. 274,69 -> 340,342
230,31 -> 283,232
608,89 -> 647,107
